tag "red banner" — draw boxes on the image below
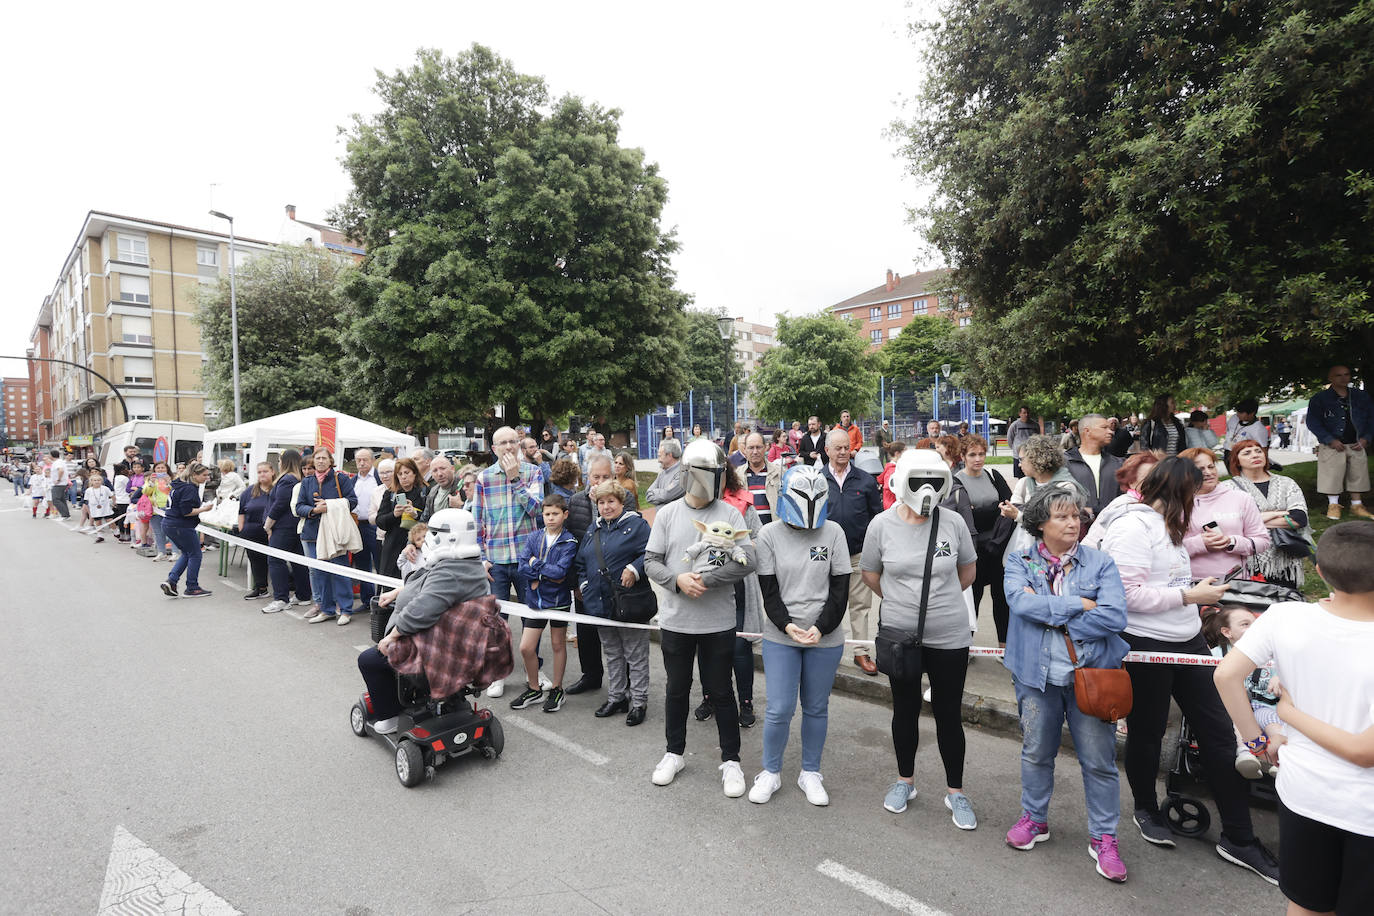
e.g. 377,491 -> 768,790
315,417 -> 337,455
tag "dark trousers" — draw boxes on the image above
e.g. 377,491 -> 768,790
354,522 -> 379,604
50,488 -> 71,518
1123,631 -> 1255,844
358,647 -> 402,719
972,552 -> 1010,643
732,585 -> 754,703
242,527 -> 269,590
889,645 -> 969,786
164,525 -> 203,591
662,628 -> 740,761
267,526 -> 311,602
574,593 -> 604,683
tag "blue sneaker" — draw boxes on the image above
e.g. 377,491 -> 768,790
945,792 -> 978,830
883,781 -> 915,814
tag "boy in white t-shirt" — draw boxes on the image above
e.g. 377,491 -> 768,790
82,472 -> 116,544
1215,522 -> 1374,915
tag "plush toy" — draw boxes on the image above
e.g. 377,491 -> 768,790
684,519 -> 750,569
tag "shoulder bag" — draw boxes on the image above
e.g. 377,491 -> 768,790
874,507 -> 940,682
593,525 -> 657,624
1269,525 -> 1313,559
1063,630 -> 1132,722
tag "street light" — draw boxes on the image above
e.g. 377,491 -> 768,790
208,210 -> 241,426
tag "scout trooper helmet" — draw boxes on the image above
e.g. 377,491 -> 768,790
891,448 -> 951,517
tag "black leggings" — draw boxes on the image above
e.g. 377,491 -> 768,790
663,628 -> 739,761
890,645 -> 969,786
1123,631 -> 1255,844
699,583 -> 754,704
971,553 -> 1009,643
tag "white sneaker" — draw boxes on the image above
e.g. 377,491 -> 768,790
798,770 -> 830,806
373,716 -> 400,735
748,770 -> 782,804
486,681 -> 505,698
261,600 -> 287,614
336,614 -> 352,627
295,597 -> 314,606
720,760 -> 746,798
652,752 -> 685,786
538,671 -> 553,690
923,686 -> 933,703
1234,749 -> 1264,779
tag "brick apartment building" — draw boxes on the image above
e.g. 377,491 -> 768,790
2,376 -> 36,447
827,267 -> 971,346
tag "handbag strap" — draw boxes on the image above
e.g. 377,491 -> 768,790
592,524 -> 609,576
1062,630 -> 1081,668
879,506 -> 941,645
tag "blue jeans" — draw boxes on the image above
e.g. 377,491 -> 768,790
164,525 -> 203,590
489,562 -> 519,601
1013,678 -> 1121,838
354,522 -> 379,604
303,540 -> 356,615
760,640 -> 844,773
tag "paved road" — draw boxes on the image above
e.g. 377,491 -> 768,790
0,492 -> 1284,915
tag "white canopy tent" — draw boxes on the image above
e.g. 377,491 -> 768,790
203,405 -> 417,471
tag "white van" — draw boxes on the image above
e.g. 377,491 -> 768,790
98,420 -> 209,474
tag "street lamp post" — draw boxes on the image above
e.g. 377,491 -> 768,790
208,210 -> 242,425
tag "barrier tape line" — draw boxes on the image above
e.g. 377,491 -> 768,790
191,525 -> 1220,665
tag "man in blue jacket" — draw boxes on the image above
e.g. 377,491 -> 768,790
821,428 -> 884,675
1306,365 -> 1372,520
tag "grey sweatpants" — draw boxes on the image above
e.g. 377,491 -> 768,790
602,626 -> 651,705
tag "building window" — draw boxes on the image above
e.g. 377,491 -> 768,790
869,306 -> 881,321
118,275 -> 150,304
959,316 -> 971,327
870,329 -> 882,344
122,356 -> 154,385
116,234 -> 149,265
196,246 -> 218,267
888,302 -> 902,319
916,298 -> 929,312
938,296 -> 953,312
841,314 -> 852,322
121,315 -> 153,344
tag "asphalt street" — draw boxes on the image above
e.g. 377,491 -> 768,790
0,490 -> 1285,915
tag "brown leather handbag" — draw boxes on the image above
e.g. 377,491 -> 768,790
1064,631 -> 1133,722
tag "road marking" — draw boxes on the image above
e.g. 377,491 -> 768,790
816,860 -> 950,916
99,825 -> 240,915
503,712 -> 610,766
353,644 -> 373,652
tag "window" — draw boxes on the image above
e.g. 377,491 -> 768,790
175,439 -> 202,464
938,296 -> 953,312
196,246 -> 218,267
122,356 -> 154,385
116,234 -> 149,265
841,314 -> 852,321
959,316 -> 971,327
118,275 -> 150,304
888,302 -> 902,319
869,306 -> 881,321
870,329 -> 882,344
121,315 -> 153,344
916,297 -> 929,312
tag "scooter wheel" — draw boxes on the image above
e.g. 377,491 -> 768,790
349,703 -> 368,738
395,741 -> 425,787
482,717 -> 505,759
1161,796 -> 1211,837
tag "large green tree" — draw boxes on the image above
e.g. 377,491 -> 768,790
680,310 -> 743,392
750,313 -> 879,424
332,46 -> 688,432
900,0 -> 1374,402
876,316 -> 958,382
192,244 -> 354,427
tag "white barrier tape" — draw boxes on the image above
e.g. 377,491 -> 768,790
68,511 -> 126,538
194,526 -> 1224,663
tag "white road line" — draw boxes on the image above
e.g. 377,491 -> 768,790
503,713 -> 610,766
816,860 -> 950,916
352,644 -> 373,652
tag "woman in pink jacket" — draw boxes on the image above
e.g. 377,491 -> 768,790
1179,447 -> 1271,580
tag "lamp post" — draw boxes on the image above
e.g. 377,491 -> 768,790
208,210 -> 241,426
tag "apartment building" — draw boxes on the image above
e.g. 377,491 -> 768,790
2,377 -> 36,446
827,267 -> 972,347
28,211 -> 274,443
279,204 -> 366,264
729,317 -> 776,379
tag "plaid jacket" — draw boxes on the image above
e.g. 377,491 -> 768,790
472,461 -> 544,565
386,595 -> 514,696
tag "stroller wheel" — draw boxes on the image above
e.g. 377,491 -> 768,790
481,716 -> 505,760
395,741 -> 426,787
1161,796 -> 1211,837
349,703 -> 368,738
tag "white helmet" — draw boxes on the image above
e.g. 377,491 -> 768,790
424,508 -> 481,562
681,438 -> 728,504
890,449 -> 951,516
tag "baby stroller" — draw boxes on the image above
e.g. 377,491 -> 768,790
1159,578 -> 1301,837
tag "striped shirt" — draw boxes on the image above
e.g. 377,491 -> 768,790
746,469 -> 772,525
473,461 -> 544,565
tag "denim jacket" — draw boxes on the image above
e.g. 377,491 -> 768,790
1003,541 -> 1129,690
1306,387 -> 1373,446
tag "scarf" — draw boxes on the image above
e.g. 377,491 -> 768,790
1036,541 -> 1077,595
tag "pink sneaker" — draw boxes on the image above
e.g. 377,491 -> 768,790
1006,813 -> 1049,850
1089,834 -> 1128,883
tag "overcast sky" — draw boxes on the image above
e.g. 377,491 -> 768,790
1,0 -> 942,374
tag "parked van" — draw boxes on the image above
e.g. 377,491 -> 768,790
98,420 -> 208,475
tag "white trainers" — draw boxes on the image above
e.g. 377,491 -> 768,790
720,760 -> 746,798
748,770 -> 782,804
1235,749 -> 1264,779
538,670 -> 553,690
373,716 -> 400,735
261,600 -> 287,614
798,770 -> 830,806
295,597 -> 314,606
652,752 -> 685,786
486,680 -> 506,698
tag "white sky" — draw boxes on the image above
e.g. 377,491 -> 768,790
0,0 -> 942,373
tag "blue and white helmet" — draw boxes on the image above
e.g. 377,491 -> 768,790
778,465 -> 829,529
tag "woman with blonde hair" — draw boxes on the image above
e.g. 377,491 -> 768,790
614,451 -> 639,507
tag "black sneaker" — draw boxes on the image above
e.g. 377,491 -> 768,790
160,581 -> 178,598
1133,809 -> 1177,847
542,687 -> 565,713
184,588 -> 213,598
695,696 -> 714,721
509,686 -> 543,710
1216,835 -> 1279,885
738,699 -> 756,728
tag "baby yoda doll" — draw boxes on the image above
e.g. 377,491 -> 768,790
683,519 -> 750,571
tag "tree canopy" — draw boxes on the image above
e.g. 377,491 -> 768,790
750,313 -> 879,423
900,0 -> 1374,403
192,244 -> 353,427
876,315 -> 958,382
680,310 -> 742,392
332,45 -> 688,431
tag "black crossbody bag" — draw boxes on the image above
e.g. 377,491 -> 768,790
593,525 -> 658,624
874,507 -> 940,682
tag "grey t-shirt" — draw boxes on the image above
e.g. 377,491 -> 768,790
956,470 -> 1000,511
644,499 -> 755,634
860,506 -> 976,649
755,520 -> 852,648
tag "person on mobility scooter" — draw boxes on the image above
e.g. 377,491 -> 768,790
353,508 -> 515,786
